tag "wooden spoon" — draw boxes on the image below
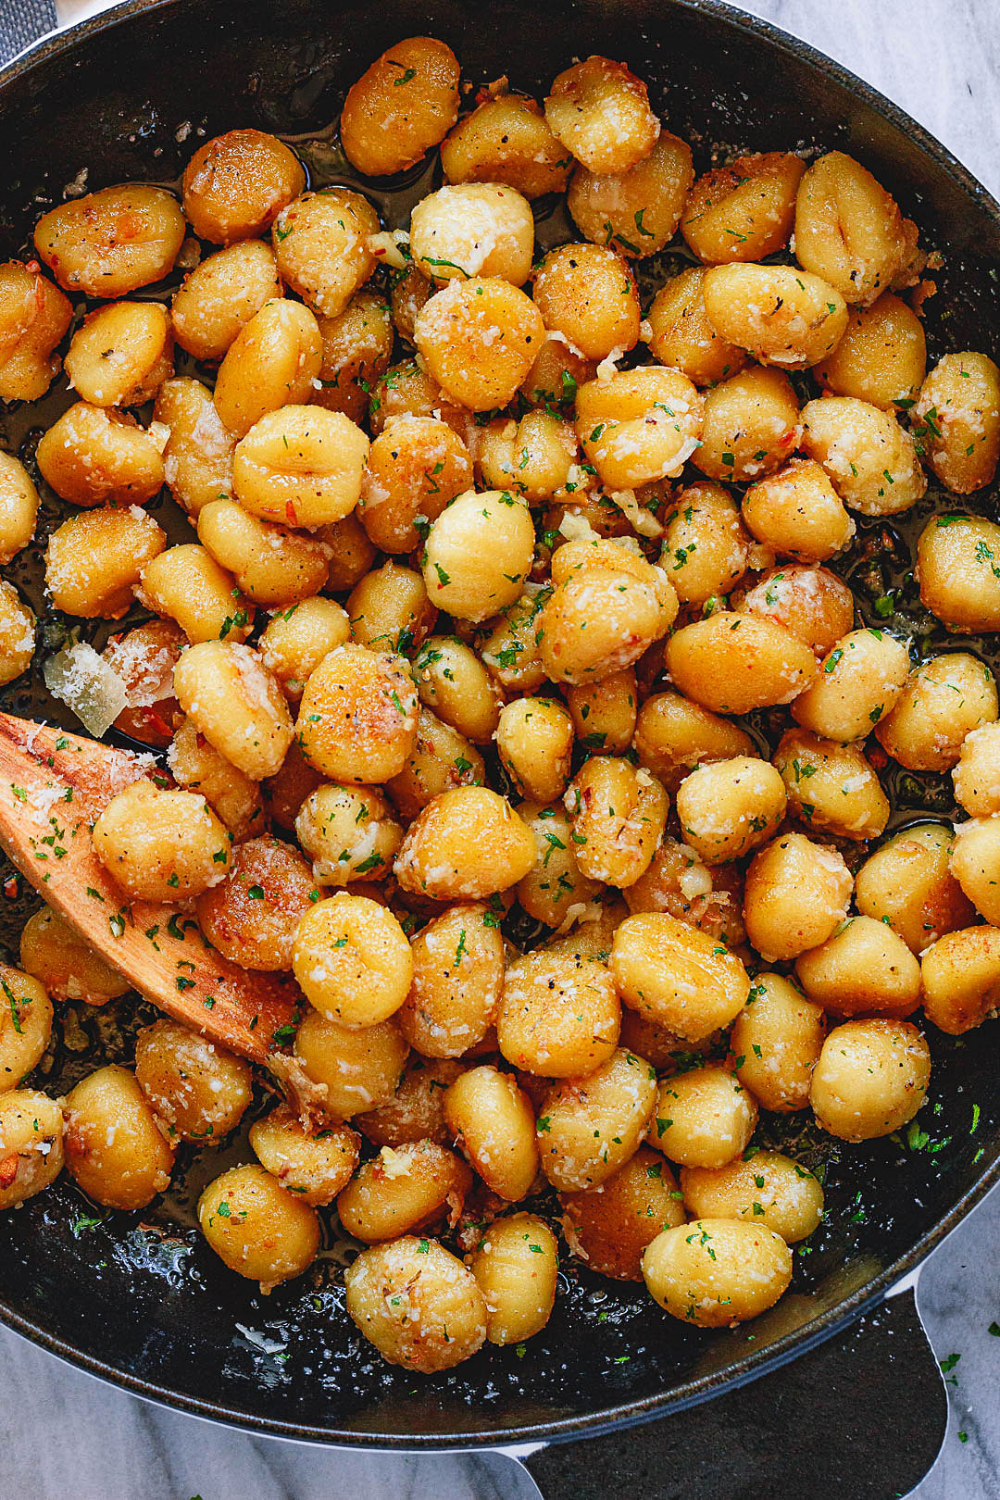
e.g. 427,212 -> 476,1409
0,710 -> 320,1105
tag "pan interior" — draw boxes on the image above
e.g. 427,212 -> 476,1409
0,0 -> 998,1444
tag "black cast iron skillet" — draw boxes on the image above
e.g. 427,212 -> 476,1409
1,3 -> 998,1495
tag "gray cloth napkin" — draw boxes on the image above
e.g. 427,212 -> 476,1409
0,0 -> 59,65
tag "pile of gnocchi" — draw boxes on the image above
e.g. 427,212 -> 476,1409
0,35 -> 998,1376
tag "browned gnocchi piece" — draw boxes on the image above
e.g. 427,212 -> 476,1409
337,1138 -> 472,1242
414,277 -> 546,410
560,1146 -> 685,1280
795,914 -> 922,1019
693,365 -> 800,482
681,152 -> 804,264
0,260 -> 72,401
34,184 -> 186,296
167,717 -> 266,841
953,724 -> 1000,817
702,263 -> 847,370
296,643 -> 418,785
566,755 -> 669,887
647,1063 -> 757,1170
515,798 -> 604,929
0,1090 -> 64,1210
912,353 -> 1000,494
441,94 -> 571,199
394,786 -> 536,901
249,1105 -> 360,1206
272,189 -> 379,320
921,926 -> 1000,1035
0,451 -> 38,566
64,301 -> 173,407
134,1018 -> 253,1143
814,292 -> 926,409
544,56 -> 660,175
642,267 -> 747,387
183,129 -> 305,244
774,728 -> 889,840
741,458 -> 854,563
743,833 -> 852,962
916,514 -> 1000,633
259,597 -> 351,700
422,489 -> 535,622
410,182 -> 535,285
536,1047 -> 657,1190
810,1019 -> 930,1141
171,240 -> 282,362
197,499 -> 331,608
412,635 -> 502,744
532,242 -> 641,362
443,1065 -> 539,1201
384,706 -> 486,818
399,903 -> 504,1057
46,507 -> 164,620
664,612 -> 819,715
855,824 -> 973,952
345,1236 -> 486,1372
154,377 -> 236,518
633,691 -> 754,792
19,907 -> 131,1007
735,564 -> 854,658
611,912 -> 750,1042
498,947 -> 620,1077
496,697 -> 574,803
294,782 -> 402,886
568,131 -> 694,256
141,544 -> 249,646
195,836 -> 316,971
0,582 -> 35,685
470,1213 -> 559,1345
213,299 -> 323,440
340,38 -> 461,178
294,1009 -> 409,1118
92,778 -> 231,902
173,640 -> 294,779
791,628 -> 911,742
359,416 -> 473,554
801,396 -> 926,516
233,404 -> 369,528
642,1217 -> 792,1327
37,402 -> 165,508
358,1056 -> 465,1149
794,151 -> 906,305
730,973 -> 826,1113
576,367 -> 704,490
293,892 -> 413,1027
875,652 -> 998,772
198,1163 -> 319,1288
0,963 -> 53,1091
64,1065 -> 174,1210
674,757 -> 786,866
539,540 -> 677,686
311,289 -> 394,423
680,1151 -> 824,1244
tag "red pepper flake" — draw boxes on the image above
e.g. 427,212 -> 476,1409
2,875 -> 20,900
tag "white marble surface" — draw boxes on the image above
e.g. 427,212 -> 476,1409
3,2 -> 1000,1497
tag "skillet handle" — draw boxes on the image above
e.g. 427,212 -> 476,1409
0,0 -> 58,64
509,1288 -> 946,1500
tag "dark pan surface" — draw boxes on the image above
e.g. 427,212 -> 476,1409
0,0 -> 999,1446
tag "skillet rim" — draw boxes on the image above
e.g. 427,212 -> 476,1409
0,0 -> 999,1448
